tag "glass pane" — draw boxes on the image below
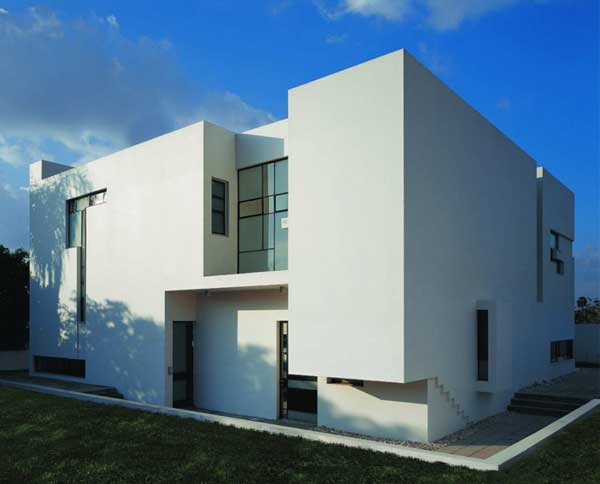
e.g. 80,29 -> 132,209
275,211 -> 288,270
239,250 -> 274,273
212,212 -> 225,235
68,211 -> 82,247
239,199 -> 262,218
263,163 -> 275,196
212,196 -> 225,212
275,159 -> 288,194
239,166 -> 262,201
75,197 -> 89,211
239,216 -> 263,252
275,194 -> 288,212
263,196 -> 274,214
212,180 -> 225,199
89,191 -> 106,206
263,213 -> 275,250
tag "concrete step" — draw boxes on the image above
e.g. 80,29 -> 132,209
513,392 -> 589,405
507,404 -> 569,417
510,398 -> 581,412
87,388 -> 124,399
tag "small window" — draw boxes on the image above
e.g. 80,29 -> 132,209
34,356 -> 85,377
550,231 -> 564,274
550,339 -> 573,363
326,378 -> 364,387
477,309 -> 489,381
211,179 -> 227,235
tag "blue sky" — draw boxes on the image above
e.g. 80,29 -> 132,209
0,0 -> 598,296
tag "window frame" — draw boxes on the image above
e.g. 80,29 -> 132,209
211,178 -> 228,236
237,157 -> 288,273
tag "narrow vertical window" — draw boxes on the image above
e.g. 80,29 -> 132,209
477,309 -> 489,381
212,179 -> 227,235
550,231 -> 564,274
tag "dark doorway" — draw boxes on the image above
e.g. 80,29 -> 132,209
173,321 -> 194,407
278,321 -> 317,423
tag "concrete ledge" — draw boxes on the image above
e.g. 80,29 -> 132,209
488,398 -> 600,470
0,378 -> 496,471
1,378 -> 597,472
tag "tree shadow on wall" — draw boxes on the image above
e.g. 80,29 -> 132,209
29,169 -> 164,403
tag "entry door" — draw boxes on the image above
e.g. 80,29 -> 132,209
278,321 -> 317,422
173,321 -> 194,407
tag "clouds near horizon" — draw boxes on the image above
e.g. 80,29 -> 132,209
0,7 -> 274,169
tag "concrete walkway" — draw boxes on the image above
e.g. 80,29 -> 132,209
520,368 -> 600,400
437,412 -> 557,459
0,371 -> 120,395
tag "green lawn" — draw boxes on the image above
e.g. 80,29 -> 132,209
0,388 -> 598,484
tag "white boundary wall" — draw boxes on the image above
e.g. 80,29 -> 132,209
575,325 -> 600,364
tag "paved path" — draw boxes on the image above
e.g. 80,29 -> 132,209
0,370 -> 117,394
436,411 -> 557,459
521,367 -> 600,400
436,368 -> 600,459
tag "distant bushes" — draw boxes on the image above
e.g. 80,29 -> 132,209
0,245 -> 29,350
576,297 -> 600,324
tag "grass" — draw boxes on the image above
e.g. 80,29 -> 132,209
0,388 -> 599,484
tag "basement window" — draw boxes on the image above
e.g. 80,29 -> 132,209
326,378 -> 364,387
34,356 -> 86,378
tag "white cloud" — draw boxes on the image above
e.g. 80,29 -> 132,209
0,7 -> 275,250
0,8 -> 8,15
344,0 -> 411,20
497,96 -> 512,111
316,0 -> 529,30
424,0 -> 520,30
325,33 -> 348,44
0,7 -> 274,168
106,14 -> 119,29
0,179 -> 28,250
417,41 -> 450,74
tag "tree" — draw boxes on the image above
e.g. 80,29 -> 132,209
0,245 -> 29,350
575,297 -> 600,324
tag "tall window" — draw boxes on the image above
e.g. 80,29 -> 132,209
66,190 -> 106,322
550,231 -> 564,274
212,179 -> 227,235
477,309 -> 489,381
238,158 -> 288,273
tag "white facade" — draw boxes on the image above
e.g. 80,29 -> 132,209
29,49 -> 575,442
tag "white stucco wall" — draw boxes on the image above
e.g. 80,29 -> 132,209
203,123 -> 238,276
536,168 -> 575,379
318,378 -> 428,442
401,52 -> 575,432
195,290 -> 288,420
575,325 -> 600,364
288,49 -> 406,383
237,119 -> 288,169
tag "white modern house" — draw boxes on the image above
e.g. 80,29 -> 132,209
28,49 -> 575,443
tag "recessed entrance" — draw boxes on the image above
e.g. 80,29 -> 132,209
172,321 -> 194,408
278,321 -> 317,423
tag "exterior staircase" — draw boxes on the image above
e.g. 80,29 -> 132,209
433,377 -> 470,425
508,392 -> 588,417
